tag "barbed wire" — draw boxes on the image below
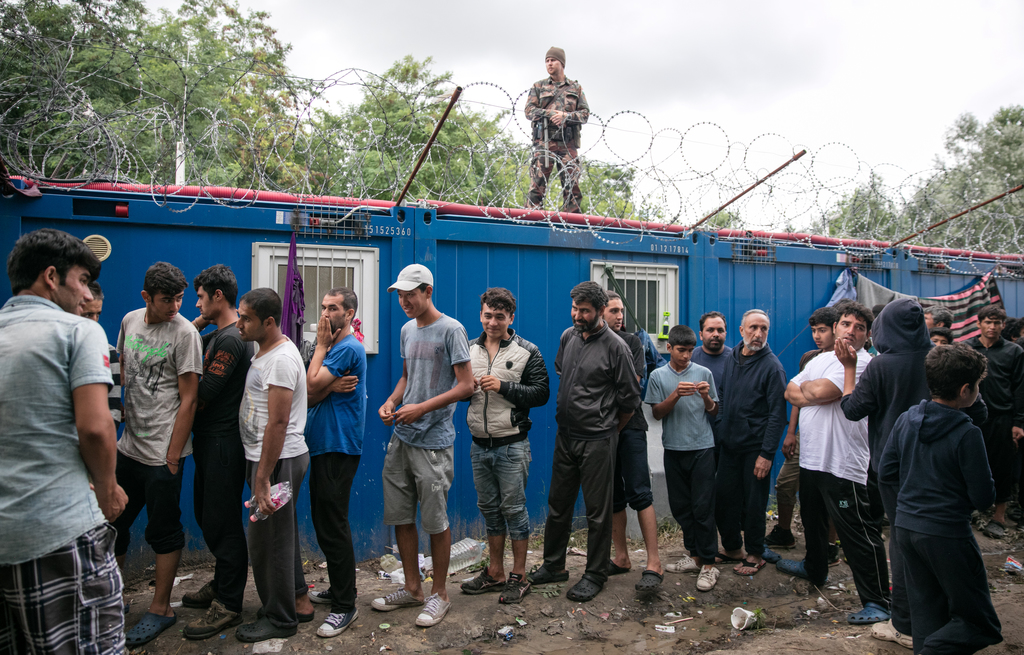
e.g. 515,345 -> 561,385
1,25 -> 1021,268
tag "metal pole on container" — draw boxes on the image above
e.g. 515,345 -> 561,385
394,86 -> 463,208
175,141 -> 186,186
890,185 -> 1023,247
689,150 -> 806,230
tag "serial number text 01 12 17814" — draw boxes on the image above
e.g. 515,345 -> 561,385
650,243 -> 687,254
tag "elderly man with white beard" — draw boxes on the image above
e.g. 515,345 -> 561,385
714,309 -> 788,576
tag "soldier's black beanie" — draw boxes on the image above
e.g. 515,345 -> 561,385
546,47 -> 566,67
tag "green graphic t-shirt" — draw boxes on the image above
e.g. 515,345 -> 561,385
117,308 -> 203,466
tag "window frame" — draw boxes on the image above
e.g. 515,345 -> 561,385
252,242 -> 380,354
590,260 -> 679,352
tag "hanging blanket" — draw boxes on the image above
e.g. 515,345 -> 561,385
856,272 -> 1001,342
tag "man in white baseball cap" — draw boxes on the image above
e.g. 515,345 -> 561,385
387,264 -> 433,292
373,263 -> 474,627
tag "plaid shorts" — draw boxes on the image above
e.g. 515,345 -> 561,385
0,524 -> 124,655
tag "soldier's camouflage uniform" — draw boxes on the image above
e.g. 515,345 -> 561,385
524,76 -> 590,214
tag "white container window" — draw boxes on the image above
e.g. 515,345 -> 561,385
253,243 -> 380,354
591,261 -> 679,352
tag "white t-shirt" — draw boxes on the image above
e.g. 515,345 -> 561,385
791,349 -> 872,484
239,339 -> 309,462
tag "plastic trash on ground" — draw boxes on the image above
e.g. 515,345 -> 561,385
732,607 -> 756,630
449,538 -> 485,573
1006,556 -> 1022,574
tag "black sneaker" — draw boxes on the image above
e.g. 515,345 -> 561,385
499,573 -> 531,604
828,542 -> 841,566
764,525 -> 796,549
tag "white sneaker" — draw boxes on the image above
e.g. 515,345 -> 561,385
371,588 -> 424,612
871,619 -> 913,649
696,566 -> 720,591
415,593 -> 451,627
665,556 -> 699,573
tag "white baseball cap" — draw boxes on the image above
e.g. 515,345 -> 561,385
388,263 -> 434,292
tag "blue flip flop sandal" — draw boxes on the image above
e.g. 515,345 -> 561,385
125,611 -> 177,647
848,602 -> 890,625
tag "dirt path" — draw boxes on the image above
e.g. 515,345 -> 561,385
126,525 -> 1024,655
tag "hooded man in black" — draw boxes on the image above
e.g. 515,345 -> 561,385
839,298 -> 987,647
716,309 -> 787,575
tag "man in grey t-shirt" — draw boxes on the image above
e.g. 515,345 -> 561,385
0,229 -> 127,653
113,262 -> 203,648
373,264 -> 474,628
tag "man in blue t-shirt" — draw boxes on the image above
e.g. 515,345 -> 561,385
304,287 -> 367,639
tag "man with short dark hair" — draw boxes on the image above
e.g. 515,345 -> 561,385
461,287 -> 549,604
235,288 -> 313,642
923,306 -> 953,330
528,281 -> 641,603
930,327 -> 953,346
781,302 -> 891,625
716,309 -> 787,576
603,290 -> 663,590
82,280 -> 123,426
767,306 -> 838,552
692,311 -> 730,463
647,325 -> 720,591
374,264 -> 474,627
182,264 -> 254,640
304,287 -> 367,637
965,305 -> 1024,539
113,261 -> 203,647
0,229 -> 127,654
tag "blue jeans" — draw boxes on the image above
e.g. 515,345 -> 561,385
470,440 -> 531,540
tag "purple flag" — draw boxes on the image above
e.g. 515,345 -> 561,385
280,233 -> 305,346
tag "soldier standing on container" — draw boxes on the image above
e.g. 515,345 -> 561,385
524,46 -> 590,214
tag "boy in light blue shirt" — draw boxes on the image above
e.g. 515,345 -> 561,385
646,325 -> 720,591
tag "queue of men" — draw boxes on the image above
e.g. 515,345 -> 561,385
0,229 -> 1012,655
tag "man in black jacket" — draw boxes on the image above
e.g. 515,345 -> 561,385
716,309 -> 787,576
965,305 -> 1024,539
460,288 -> 549,604
529,282 -> 640,603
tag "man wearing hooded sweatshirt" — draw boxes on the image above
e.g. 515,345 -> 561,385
716,309 -> 787,576
879,344 -> 1002,655
839,298 -> 987,648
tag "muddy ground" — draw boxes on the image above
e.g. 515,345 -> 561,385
126,519 -> 1024,655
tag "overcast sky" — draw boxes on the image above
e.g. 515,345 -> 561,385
145,0 -> 1024,204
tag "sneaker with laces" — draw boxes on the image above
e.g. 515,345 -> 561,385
371,588 -> 424,612
317,608 -> 358,638
415,594 -> 451,627
499,574 -> 530,604
664,556 -> 699,573
871,619 -> 913,648
764,525 -> 796,549
308,589 -> 333,605
696,566 -> 720,592
183,599 -> 242,640
182,580 -> 216,609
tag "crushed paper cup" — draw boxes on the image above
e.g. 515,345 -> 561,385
732,607 -> 756,630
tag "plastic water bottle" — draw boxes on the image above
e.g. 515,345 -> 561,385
448,538 -> 485,573
244,481 -> 292,522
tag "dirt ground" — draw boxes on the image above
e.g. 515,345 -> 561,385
125,519 -> 1024,655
